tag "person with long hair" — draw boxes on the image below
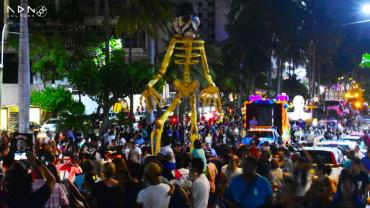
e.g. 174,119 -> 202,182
191,140 -> 207,172
91,162 -> 123,208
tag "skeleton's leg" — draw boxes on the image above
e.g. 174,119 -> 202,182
189,92 -> 199,149
151,94 -> 182,154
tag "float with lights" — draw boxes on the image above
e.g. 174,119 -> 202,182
243,94 -> 290,144
345,83 -> 364,110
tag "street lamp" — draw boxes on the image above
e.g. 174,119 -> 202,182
0,23 -> 11,68
362,4 -> 370,15
0,23 -> 12,129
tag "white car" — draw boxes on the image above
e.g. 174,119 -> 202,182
317,140 -> 357,152
40,118 -> 59,133
302,146 -> 344,181
302,146 -> 345,166
135,112 -> 146,122
339,135 -> 362,144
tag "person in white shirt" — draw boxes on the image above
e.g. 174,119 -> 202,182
190,158 -> 210,208
126,142 -> 142,163
270,159 -> 283,189
221,155 -> 242,182
137,162 -> 172,208
160,135 -> 176,171
205,133 -> 212,145
354,145 -> 364,159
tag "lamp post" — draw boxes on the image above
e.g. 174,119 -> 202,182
0,23 -> 11,129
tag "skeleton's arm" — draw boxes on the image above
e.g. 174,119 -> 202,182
199,43 -> 216,87
147,38 -> 176,87
199,42 -> 222,111
141,38 -> 177,112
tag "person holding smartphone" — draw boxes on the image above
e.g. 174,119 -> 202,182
2,152 -> 56,207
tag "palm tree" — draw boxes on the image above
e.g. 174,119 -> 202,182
114,0 -> 173,62
226,0 -> 313,99
18,0 -> 31,133
113,0 -> 174,119
301,0 -> 342,97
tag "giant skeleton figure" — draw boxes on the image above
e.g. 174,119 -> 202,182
141,5 -> 222,154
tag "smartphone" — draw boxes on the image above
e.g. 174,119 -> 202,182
14,152 -> 27,160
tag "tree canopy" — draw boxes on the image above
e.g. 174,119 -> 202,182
30,86 -> 80,113
68,40 -> 159,131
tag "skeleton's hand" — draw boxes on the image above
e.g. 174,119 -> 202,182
141,87 -> 166,112
200,85 -> 222,111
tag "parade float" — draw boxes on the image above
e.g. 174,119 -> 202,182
344,82 -> 364,110
141,7 -> 222,154
243,94 -> 290,144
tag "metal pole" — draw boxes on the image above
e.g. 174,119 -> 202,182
0,23 -> 9,130
1,23 -> 9,68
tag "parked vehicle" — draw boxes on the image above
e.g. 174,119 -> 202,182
302,146 -> 344,181
316,140 -> 357,154
40,118 -> 59,133
302,146 -> 344,166
339,135 -> 362,144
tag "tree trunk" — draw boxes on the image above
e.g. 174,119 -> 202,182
250,74 -> 255,95
310,42 -> 316,98
18,0 -> 31,133
130,94 -> 134,124
99,103 -> 111,135
316,63 -> 321,98
276,59 -> 282,95
104,0 -> 110,63
195,87 -> 200,121
246,70 -> 250,96
129,37 -> 133,63
155,36 -> 160,64
78,91 -> 82,102
146,36 -> 155,124
268,50 -> 272,97
148,36 -> 155,64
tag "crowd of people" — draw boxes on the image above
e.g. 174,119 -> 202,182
0,113 -> 368,208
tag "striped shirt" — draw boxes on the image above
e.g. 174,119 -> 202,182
33,180 -> 69,208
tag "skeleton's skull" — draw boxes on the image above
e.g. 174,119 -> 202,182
174,15 -> 200,38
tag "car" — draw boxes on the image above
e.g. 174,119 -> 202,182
242,126 -> 281,146
339,135 -> 362,144
301,146 -> 344,181
316,140 -> 357,152
135,111 -> 146,122
40,118 -> 59,133
363,115 -> 370,125
302,146 -> 344,166
109,112 -> 118,120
